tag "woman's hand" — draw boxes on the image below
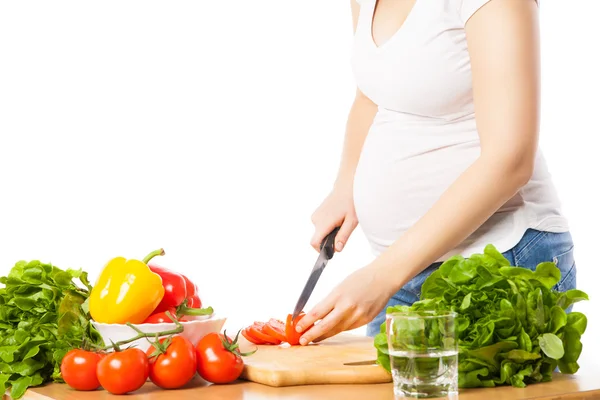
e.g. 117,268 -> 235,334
294,263 -> 395,345
310,184 -> 358,253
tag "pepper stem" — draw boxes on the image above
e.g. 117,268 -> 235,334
177,305 -> 214,317
142,248 -> 165,264
100,312 -> 183,351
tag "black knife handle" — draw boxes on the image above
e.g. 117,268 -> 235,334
320,227 -> 340,260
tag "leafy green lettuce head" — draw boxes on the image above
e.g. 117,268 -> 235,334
374,245 -> 588,388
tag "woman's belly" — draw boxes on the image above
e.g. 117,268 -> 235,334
353,110 -> 481,255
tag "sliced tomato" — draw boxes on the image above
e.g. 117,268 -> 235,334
285,313 -> 312,345
241,328 -> 265,345
263,319 -> 287,342
249,322 -> 282,345
268,318 -> 285,330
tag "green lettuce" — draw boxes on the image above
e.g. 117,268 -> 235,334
374,245 -> 588,388
0,260 -> 103,398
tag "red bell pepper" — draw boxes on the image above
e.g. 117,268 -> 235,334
181,274 -> 202,309
147,264 -> 187,313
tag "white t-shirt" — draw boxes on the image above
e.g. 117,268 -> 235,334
351,0 -> 568,261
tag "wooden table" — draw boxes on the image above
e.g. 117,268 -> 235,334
15,373 -> 600,400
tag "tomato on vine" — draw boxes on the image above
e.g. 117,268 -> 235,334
196,330 -> 256,384
96,348 -> 149,395
147,336 -> 197,389
60,349 -> 103,391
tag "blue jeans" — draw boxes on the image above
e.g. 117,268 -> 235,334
366,228 -> 577,337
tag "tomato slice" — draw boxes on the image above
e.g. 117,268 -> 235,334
268,318 -> 285,330
285,313 -> 312,345
249,322 -> 282,345
262,319 -> 287,343
241,328 -> 265,345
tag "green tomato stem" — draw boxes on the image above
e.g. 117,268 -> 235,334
100,312 -> 183,351
221,329 -> 257,357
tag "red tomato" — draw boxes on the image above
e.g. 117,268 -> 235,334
263,319 -> 288,343
248,322 -> 281,345
97,348 -> 149,395
60,349 -> 102,391
186,293 -> 202,309
146,336 -> 197,389
143,307 -> 199,323
196,332 -> 245,384
148,264 -> 188,312
241,328 -> 265,345
285,313 -> 311,345
143,308 -> 178,324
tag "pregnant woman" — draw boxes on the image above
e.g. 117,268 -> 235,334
295,0 -> 576,345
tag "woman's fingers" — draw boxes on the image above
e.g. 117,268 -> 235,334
310,221 -> 338,252
299,306 -> 347,346
310,188 -> 357,253
310,216 -> 357,253
310,203 -> 338,252
334,215 -> 358,252
347,317 -> 368,331
295,296 -> 335,336
314,314 -> 358,343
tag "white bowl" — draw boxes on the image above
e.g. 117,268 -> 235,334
92,315 -> 227,352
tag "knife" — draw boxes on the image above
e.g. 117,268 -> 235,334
291,226 -> 340,320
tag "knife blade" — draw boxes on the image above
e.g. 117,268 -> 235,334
292,227 -> 340,320
343,360 -> 378,366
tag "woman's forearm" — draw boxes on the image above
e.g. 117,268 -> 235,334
334,90 -> 377,191
371,153 -> 534,295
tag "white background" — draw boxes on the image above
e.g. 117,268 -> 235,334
1,1 -> 599,371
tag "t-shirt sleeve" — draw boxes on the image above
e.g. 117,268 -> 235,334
458,0 -> 539,25
458,0 -> 493,25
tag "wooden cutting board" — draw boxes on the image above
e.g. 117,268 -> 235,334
238,333 -> 392,387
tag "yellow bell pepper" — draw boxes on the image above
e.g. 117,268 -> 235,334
89,249 -> 165,324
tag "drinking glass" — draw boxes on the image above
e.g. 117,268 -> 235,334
386,310 -> 458,399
